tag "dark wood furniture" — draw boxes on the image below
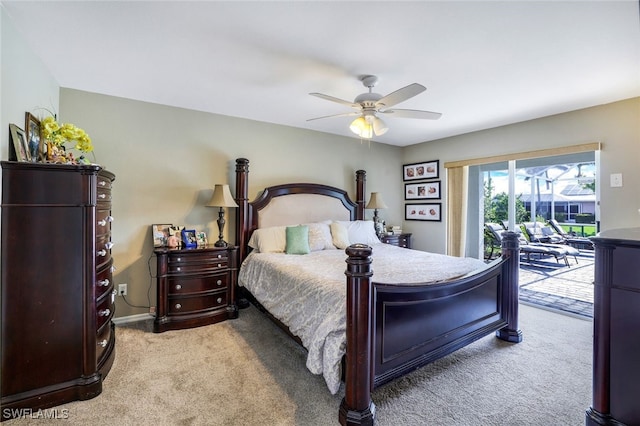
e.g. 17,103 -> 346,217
233,158 -> 522,426
379,233 -> 412,248
153,245 -> 238,333
586,227 -> 640,426
1,161 -> 116,420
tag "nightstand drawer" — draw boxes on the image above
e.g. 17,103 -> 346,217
168,274 -> 228,295
168,291 -> 228,315
381,233 -> 412,249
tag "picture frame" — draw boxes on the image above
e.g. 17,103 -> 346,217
25,112 -> 44,161
405,181 -> 441,200
9,124 -> 31,162
196,231 -> 208,246
152,224 -> 173,247
405,203 -> 442,221
181,229 -> 197,248
403,160 -> 439,181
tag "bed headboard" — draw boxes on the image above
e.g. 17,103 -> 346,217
234,158 -> 366,261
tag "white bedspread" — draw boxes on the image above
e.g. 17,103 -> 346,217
237,243 -> 486,394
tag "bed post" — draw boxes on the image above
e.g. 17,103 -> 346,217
496,231 -> 523,343
340,244 -> 375,426
235,158 -> 250,262
356,170 -> 366,220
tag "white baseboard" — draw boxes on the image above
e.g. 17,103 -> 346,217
113,313 -> 154,325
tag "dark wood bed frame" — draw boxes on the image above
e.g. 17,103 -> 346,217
234,158 -> 522,425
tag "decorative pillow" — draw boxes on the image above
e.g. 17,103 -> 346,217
285,225 -> 310,255
306,222 -> 334,251
337,220 -> 380,245
330,221 -> 350,249
247,226 -> 287,253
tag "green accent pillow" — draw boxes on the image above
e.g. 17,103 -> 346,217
285,225 -> 310,255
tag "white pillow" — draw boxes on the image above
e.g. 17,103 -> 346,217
306,222 -> 334,251
336,220 -> 381,245
330,221 -> 350,249
247,226 -> 287,253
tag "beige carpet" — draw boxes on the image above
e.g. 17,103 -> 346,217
6,304 -> 592,426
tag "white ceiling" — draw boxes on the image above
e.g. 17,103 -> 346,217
3,1 -> 639,147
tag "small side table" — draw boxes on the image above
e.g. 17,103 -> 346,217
153,245 -> 238,333
380,233 -> 412,249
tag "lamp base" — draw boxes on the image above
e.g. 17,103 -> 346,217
214,240 -> 228,247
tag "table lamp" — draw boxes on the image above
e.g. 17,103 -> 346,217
366,192 -> 388,235
206,184 -> 238,247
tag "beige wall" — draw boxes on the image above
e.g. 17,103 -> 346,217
404,97 -> 640,253
60,89 -> 403,317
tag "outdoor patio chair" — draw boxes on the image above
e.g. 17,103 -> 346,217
485,223 -> 571,266
523,222 -> 565,244
548,219 -> 595,250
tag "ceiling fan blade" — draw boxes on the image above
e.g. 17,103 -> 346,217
306,111 -> 360,122
309,93 -> 359,109
375,83 -> 426,109
380,109 -> 442,120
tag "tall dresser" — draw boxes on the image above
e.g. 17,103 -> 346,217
1,161 -> 116,420
586,228 -> 640,426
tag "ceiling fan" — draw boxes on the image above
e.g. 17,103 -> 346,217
308,75 -> 442,139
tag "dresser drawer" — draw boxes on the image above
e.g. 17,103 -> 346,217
168,252 -> 229,273
168,274 -> 228,295
96,210 -> 113,235
96,290 -> 115,330
96,234 -> 113,267
96,321 -> 113,363
95,259 -> 114,299
168,291 -> 228,315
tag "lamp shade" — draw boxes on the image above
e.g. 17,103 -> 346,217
366,192 -> 388,210
206,184 -> 238,208
349,115 -> 388,139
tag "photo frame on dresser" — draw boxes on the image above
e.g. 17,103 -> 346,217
9,124 -> 31,162
405,181 -> 441,200
405,203 -> 442,221
25,112 -> 43,161
152,224 -> 173,247
181,229 -> 197,248
196,232 -> 208,246
403,160 -> 439,181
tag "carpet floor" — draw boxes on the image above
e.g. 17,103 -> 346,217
5,304 -> 592,426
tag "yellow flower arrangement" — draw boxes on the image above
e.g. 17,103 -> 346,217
41,116 -> 93,153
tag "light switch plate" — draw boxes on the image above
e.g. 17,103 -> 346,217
610,173 -> 623,187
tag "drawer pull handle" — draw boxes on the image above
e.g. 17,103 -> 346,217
98,216 -> 114,226
175,303 -> 182,310
98,279 -> 110,287
216,280 -> 222,286
217,298 -> 222,304
111,265 -> 117,273
105,242 -> 114,250
98,339 -> 108,348
99,309 -> 111,317
217,254 -> 222,259
98,193 -> 106,199
97,249 -> 107,257
175,284 -> 182,290
99,180 -> 107,187
217,264 -> 222,268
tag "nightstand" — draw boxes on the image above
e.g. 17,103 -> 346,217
153,245 -> 238,333
380,233 -> 412,249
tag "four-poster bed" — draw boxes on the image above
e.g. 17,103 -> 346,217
233,158 -> 522,425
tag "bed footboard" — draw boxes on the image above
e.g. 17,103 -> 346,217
340,232 -> 522,426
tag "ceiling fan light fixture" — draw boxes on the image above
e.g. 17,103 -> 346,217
372,116 -> 388,136
349,116 -> 373,139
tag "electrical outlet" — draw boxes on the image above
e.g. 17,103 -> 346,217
118,283 -> 127,296
149,306 -> 156,314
